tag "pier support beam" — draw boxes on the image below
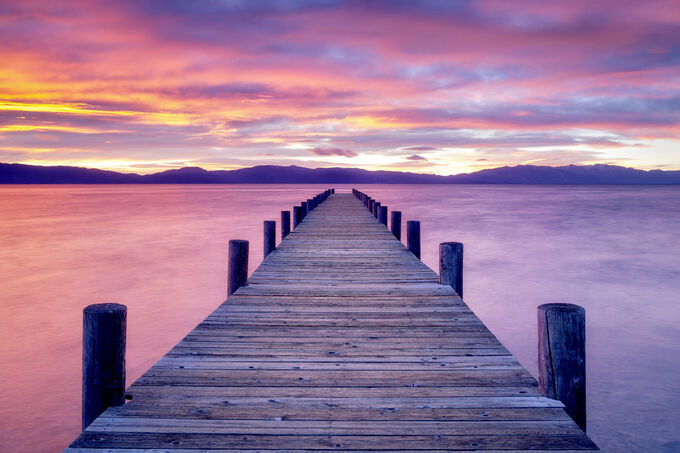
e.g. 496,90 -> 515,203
281,211 -> 291,240
407,220 -> 421,259
379,206 -> 388,226
391,211 -> 402,240
228,239 -> 249,296
439,242 -> 463,298
293,206 -> 302,228
264,221 -> 276,257
82,303 -> 126,429
538,303 -> 587,432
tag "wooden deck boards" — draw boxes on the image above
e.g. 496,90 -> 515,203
65,193 -> 597,452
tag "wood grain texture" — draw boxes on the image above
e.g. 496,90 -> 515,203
66,193 -> 596,452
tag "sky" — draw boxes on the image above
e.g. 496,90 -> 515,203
1,0 -> 679,175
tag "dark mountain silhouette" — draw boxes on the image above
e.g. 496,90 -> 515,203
1,162 -> 679,184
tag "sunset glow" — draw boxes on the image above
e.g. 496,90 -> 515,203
1,0 -> 679,174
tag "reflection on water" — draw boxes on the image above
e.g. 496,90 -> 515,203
0,184 -> 679,452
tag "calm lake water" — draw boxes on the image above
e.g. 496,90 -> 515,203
1,184 -> 679,452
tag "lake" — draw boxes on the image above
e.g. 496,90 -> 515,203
1,184 -> 679,452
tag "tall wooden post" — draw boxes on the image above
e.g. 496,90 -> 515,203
379,206 -> 388,226
391,211 -> 402,240
538,303 -> 587,432
407,220 -> 421,259
439,242 -> 463,298
293,206 -> 302,228
264,221 -> 276,257
82,303 -> 126,429
281,211 -> 291,240
228,239 -> 249,296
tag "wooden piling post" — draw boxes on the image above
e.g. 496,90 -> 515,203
281,211 -> 291,239
379,206 -> 388,226
307,198 -> 314,211
374,201 -> 381,218
439,242 -> 463,298
228,239 -> 249,296
407,220 -> 421,259
82,303 -> 126,429
538,303 -> 587,432
301,201 -> 308,218
264,221 -> 276,257
293,206 -> 302,228
391,211 -> 402,240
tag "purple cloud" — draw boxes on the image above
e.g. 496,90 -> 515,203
310,147 -> 357,158
403,146 -> 437,151
406,154 -> 427,161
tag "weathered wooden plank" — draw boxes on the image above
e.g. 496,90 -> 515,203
126,385 -> 541,398
88,418 -> 583,435
70,432 -> 597,450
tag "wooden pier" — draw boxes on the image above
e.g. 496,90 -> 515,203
66,192 -> 596,452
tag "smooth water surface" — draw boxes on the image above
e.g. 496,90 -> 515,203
0,185 -> 679,452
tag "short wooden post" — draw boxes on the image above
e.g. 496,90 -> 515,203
331,188 -> 334,194
301,201 -> 308,218
369,199 -> 374,212
264,221 -> 276,257
293,206 -> 302,228
379,206 -> 388,226
407,220 -> 421,259
374,201 -> 381,218
82,303 -> 126,429
391,211 -> 402,240
439,242 -> 463,298
281,211 -> 291,239
307,198 -> 314,211
538,303 -> 587,432
228,239 -> 249,296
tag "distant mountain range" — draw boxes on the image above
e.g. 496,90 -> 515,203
1,162 -> 679,184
